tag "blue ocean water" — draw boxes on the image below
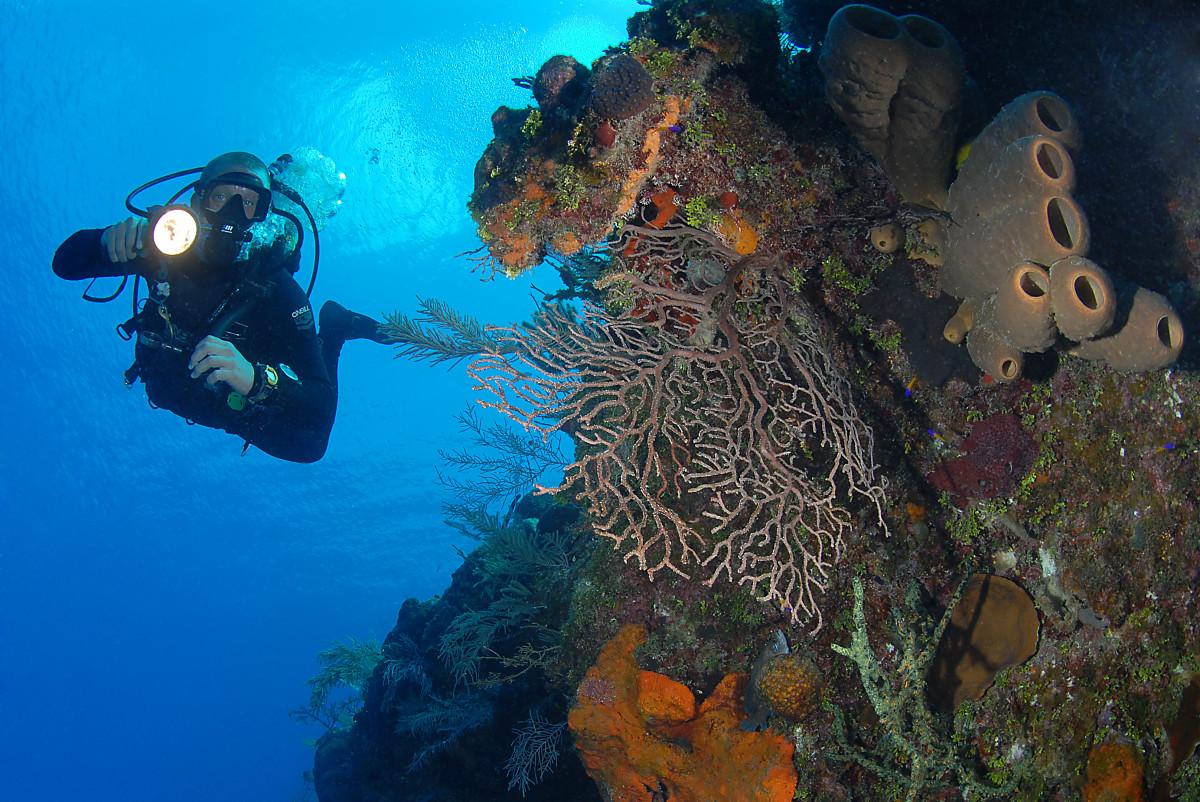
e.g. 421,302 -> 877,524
0,2 -> 638,800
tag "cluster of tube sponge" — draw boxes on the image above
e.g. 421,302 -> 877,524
937,92 -> 1183,379
819,3 -> 964,207
819,3 -> 1184,380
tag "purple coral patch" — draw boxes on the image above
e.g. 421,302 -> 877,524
927,414 -> 1037,508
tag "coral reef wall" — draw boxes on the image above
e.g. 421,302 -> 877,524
317,1 -> 1200,800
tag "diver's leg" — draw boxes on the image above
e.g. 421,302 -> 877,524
317,301 -> 389,391
318,333 -> 345,395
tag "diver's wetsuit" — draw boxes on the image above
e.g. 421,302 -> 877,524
53,228 -> 336,463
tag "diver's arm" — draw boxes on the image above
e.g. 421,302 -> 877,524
52,227 -> 151,280
239,278 -> 336,463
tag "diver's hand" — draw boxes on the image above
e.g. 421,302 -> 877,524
189,336 -> 254,395
100,217 -> 148,262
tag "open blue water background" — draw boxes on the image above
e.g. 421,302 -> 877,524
0,2 -> 637,799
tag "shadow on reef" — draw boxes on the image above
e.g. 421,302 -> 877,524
321,0 -> 1200,799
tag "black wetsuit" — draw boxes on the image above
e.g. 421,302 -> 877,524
53,229 -> 336,463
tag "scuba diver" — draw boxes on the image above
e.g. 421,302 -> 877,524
52,151 -> 388,463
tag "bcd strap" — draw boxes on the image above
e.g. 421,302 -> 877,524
117,315 -> 138,341
83,274 -> 129,304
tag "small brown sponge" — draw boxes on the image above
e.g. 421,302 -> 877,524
965,325 -> 1023,383
868,222 -> 903,253
589,54 -> 655,121
928,573 -> 1040,711
1072,284 -> 1185,372
942,297 -> 978,345
981,262 -> 1056,353
959,265 -> 1049,382
819,4 -> 964,205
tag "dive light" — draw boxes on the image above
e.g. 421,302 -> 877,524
148,204 -> 200,257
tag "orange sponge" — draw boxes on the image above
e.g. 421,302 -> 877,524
569,625 -> 798,802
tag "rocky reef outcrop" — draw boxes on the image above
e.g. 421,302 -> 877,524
322,0 -> 1200,799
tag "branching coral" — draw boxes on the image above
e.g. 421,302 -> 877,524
394,693 -> 494,771
438,582 -> 544,687
387,225 -> 889,630
467,224 -> 888,630
830,577 -> 1018,801
505,710 -> 568,795
292,637 -> 385,732
437,405 -> 567,518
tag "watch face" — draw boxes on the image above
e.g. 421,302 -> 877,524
279,363 -> 298,382
264,365 -> 279,385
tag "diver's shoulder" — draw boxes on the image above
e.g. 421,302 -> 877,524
261,268 -> 315,331
267,268 -> 308,299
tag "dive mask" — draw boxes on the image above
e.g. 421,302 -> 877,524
199,172 -> 272,223
195,172 -> 272,263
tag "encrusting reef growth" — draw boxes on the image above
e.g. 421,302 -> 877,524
309,1 -> 1200,800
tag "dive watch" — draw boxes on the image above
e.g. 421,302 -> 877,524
247,363 -> 280,404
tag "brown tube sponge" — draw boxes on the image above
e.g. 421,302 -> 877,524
942,191 -> 1090,300
962,92 -> 1080,172
950,135 -> 1076,225
885,14 -> 964,206
1048,256 -> 1116,342
819,5 -> 909,163
966,324 -> 1023,382
940,93 -> 1086,301
819,5 -> 964,204
1072,285 -> 1185,371
984,263 -> 1056,353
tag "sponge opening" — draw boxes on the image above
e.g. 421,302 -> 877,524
1046,197 -> 1081,250
845,5 -> 902,39
1073,275 -> 1103,311
1036,141 -> 1066,180
1036,95 -> 1070,134
902,15 -> 946,48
